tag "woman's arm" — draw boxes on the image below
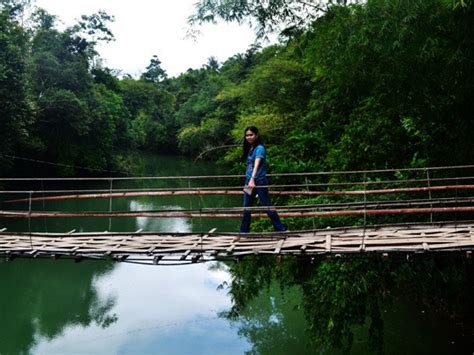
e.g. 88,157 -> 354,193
248,157 -> 261,188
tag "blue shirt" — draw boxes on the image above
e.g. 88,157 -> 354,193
246,144 -> 267,183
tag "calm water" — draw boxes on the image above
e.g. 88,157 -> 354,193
0,154 -> 473,354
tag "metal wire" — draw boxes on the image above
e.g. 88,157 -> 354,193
3,195 -> 474,215
3,175 -> 474,196
2,163 -> 474,181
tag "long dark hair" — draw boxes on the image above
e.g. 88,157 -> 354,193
242,126 -> 263,159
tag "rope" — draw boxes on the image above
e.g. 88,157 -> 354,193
194,144 -> 239,161
2,163 -> 474,181
427,169 -> 433,223
28,191 -> 32,249
455,178 -> 459,224
0,153 -> 128,175
4,205 -> 474,219
5,184 -> 474,204
3,175 -> 474,194
3,196 -> 474,216
306,177 -> 317,232
362,174 -> 367,251
41,180 -> 48,233
188,178 -> 193,230
108,179 -> 113,231
198,191 -> 205,232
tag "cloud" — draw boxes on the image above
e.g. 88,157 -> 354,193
32,262 -> 247,354
35,0 -> 257,77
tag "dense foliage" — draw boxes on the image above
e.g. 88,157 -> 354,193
1,0 -> 473,177
1,1 -> 473,352
186,2 -> 474,352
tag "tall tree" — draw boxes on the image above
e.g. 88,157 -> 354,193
0,0 -> 32,173
141,55 -> 167,83
26,8 -> 119,174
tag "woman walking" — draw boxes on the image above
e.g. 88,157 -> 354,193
239,126 -> 287,233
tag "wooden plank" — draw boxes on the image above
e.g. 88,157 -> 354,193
226,243 -> 236,255
325,234 -> 332,252
274,238 -> 285,254
180,228 -> 217,260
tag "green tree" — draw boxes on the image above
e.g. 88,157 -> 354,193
24,8 -> 123,174
300,0 -> 474,170
0,0 -> 33,174
141,55 -> 167,83
80,83 -> 128,169
120,78 -> 176,151
74,10 -> 115,66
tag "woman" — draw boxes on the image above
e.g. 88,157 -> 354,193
239,126 -> 287,233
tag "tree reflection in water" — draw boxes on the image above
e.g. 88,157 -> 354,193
0,259 -> 117,354
220,254 -> 473,354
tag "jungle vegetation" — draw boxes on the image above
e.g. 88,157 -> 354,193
1,1 -> 473,352
1,0 -> 473,177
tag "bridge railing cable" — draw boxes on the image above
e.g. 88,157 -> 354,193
3,175 -> 474,195
2,163 -> 474,181
2,164 -> 474,232
3,184 -> 474,205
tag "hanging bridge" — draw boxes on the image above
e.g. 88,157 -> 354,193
1,165 -> 474,264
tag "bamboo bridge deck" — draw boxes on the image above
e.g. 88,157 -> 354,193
0,222 -> 473,264
2,165 -> 474,264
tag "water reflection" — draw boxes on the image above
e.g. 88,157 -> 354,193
129,200 -> 191,233
31,262 -> 249,354
0,259 -> 116,355
224,281 -> 313,354
0,258 -> 252,354
3,252 -> 471,354
221,254 -> 474,354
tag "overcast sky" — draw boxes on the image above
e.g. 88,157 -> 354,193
35,0 -> 260,77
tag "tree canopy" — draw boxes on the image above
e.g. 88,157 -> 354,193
0,0 -> 473,178
1,2 -> 473,351
188,0 -> 359,38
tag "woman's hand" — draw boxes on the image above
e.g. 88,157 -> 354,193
248,177 -> 256,188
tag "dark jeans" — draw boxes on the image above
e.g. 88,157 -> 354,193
239,185 -> 287,233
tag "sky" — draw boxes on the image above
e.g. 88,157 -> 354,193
34,0 -> 260,78
33,262 -> 250,354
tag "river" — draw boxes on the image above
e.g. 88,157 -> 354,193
0,153 -> 472,354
